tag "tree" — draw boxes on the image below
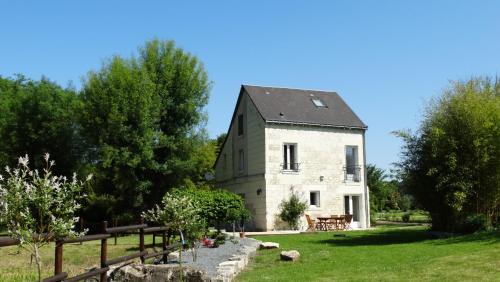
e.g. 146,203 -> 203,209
80,39 -> 210,221
0,154 -> 89,282
279,187 -> 308,230
0,75 -> 82,177
367,164 -> 391,211
394,77 -> 500,231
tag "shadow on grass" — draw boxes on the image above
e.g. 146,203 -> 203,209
429,229 -> 500,245
315,228 -> 435,247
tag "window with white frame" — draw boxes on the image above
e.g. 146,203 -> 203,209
237,114 -> 244,136
283,143 -> 298,171
310,191 -> 320,207
345,146 -> 360,182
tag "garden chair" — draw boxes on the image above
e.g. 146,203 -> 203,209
305,214 -> 317,231
343,214 -> 353,230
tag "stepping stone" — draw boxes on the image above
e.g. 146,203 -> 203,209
280,250 -> 300,261
259,242 -> 280,249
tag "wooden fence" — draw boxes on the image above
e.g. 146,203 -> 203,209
0,221 -> 180,282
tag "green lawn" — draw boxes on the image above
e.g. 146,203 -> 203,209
0,234 -> 168,282
238,226 -> 500,282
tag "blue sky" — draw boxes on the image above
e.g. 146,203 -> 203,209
1,1 -> 499,172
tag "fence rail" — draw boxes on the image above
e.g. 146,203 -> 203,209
0,220 -> 177,282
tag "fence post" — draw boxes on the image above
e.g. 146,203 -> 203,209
100,221 -> 108,282
139,219 -> 145,264
54,240 -> 63,275
162,230 -> 167,263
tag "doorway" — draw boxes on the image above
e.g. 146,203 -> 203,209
344,195 -> 360,228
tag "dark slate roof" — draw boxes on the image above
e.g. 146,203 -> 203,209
243,85 -> 367,129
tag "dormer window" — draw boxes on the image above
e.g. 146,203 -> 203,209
312,99 -> 326,108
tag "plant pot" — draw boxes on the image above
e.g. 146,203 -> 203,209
239,232 -> 245,238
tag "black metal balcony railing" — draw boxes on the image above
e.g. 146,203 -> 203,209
281,163 -> 300,171
344,165 -> 361,182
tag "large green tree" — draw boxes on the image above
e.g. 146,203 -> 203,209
0,75 -> 81,177
80,39 -> 210,222
395,77 -> 500,231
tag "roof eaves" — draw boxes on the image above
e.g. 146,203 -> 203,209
265,120 -> 368,130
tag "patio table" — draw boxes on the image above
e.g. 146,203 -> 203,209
316,217 -> 332,231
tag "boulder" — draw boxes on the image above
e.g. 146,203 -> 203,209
259,242 -> 280,249
280,250 -> 300,262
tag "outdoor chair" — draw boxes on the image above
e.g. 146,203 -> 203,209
305,214 -> 317,231
343,214 -> 353,230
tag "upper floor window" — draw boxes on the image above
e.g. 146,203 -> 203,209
282,143 -> 299,171
238,149 -> 244,171
237,114 -> 244,136
345,146 -> 360,182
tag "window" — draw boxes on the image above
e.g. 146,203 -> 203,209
312,98 -> 326,108
345,146 -> 360,182
238,149 -> 244,171
237,114 -> 244,136
222,153 -> 227,169
310,191 -> 320,207
283,144 -> 298,171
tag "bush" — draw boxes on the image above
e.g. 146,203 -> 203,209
171,187 -> 249,231
279,188 -> 308,230
460,214 -> 491,234
401,212 -> 411,223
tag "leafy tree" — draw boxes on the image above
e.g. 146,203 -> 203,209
0,154 -> 89,282
279,187 -> 308,230
80,39 -> 210,221
394,77 -> 500,231
0,75 -> 81,177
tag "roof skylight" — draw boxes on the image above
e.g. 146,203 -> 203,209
312,98 -> 326,108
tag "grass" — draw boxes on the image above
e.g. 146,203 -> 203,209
0,234 -> 174,282
238,226 -> 500,282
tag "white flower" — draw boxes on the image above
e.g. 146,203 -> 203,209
18,154 -> 29,167
86,174 -> 93,181
44,153 -> 50,162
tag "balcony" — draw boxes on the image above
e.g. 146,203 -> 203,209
344,165 -> 361,182
281,163 -> 300,172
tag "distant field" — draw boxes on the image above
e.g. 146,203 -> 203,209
238,226 -> 500,282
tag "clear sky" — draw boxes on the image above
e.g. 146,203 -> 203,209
1,1 -> 499,172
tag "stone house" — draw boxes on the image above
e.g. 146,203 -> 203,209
214,85 -> 370,231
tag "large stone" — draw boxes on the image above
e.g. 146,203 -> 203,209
280,250 -> 300,262
259,242 -> 280,249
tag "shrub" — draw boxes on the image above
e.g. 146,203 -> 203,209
460,214 -> 491,234
279,188 -> 308,230
0,154 -> 89,282
171,187 -> 249,231
401,212 -> 411,223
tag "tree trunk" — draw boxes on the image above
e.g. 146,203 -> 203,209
33,244 -> 42,282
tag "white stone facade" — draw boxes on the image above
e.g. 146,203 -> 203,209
215,91 -> 370,231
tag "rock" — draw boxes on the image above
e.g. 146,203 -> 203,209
259,242 -> 280,249
280,250 -> 300,261
110,263 -> 209,282
168,251 -> 180,261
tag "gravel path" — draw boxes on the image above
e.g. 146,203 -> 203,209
166,237 -> 260,279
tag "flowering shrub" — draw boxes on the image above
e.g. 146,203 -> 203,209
142,192 -> 206,260
0,153 -> 89,282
